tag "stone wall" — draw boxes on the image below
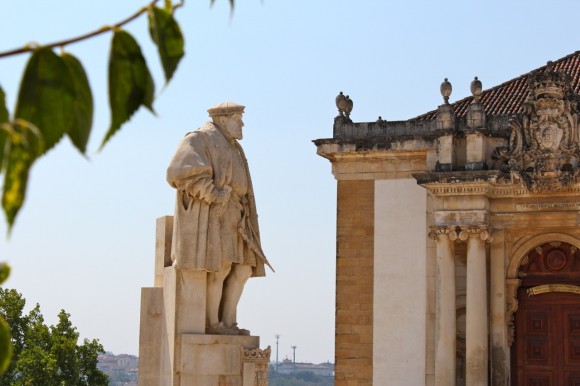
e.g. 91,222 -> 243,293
335,180 -> 374,386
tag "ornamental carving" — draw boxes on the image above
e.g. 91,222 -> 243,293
494,62 -> 580,192
242,346 -> 271,386
428,226 -> 458,241
429,226 -> 492,243
505,278 -> 521,347
458,226 -> 492,242
242,346 -> 271,362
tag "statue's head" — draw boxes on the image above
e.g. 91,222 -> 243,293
208,101 -> 245,140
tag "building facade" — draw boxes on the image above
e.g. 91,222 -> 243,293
314,52 -> 580,385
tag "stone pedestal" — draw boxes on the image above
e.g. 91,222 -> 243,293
180,334 -> 265,386
138,216 -> 270,386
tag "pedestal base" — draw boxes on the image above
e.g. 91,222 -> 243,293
139,285 -> 270,386
180,334 -> 264,386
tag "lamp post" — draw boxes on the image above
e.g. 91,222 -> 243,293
291,345 -> 297,374
275,334 -> 280,372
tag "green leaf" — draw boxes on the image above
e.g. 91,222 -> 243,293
0,86 -> 9,173
0,86 -> 8,125
148,6 -> 185,83
102,30 -> 155,150
0,316 -> 12,374
0,263 -> 10,285
14,47 -> 75,155
61,53 -> 93,155
1,123 -> 42,230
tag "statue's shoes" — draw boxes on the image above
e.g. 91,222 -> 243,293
233,326 -> 250,336
206,324 -> 251,336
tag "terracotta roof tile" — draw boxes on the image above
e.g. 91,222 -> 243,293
413,50 -> 580,121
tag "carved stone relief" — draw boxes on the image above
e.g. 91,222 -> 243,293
505,278 -> 521,346
242,346 -> 271,386
494,62 -> 580,192
458,226 -> 493,242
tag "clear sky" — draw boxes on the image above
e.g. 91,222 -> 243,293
0,0 -> 579,364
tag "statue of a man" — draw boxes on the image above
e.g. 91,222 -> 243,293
166,102 -> 270,335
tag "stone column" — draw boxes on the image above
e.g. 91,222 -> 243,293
460,227 -> 492,386
429,226 -> 457,386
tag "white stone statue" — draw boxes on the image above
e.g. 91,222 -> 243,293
166,102 -> 271,335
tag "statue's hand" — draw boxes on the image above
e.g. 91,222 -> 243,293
214,185 -> 232,204
212,185 -> 232,217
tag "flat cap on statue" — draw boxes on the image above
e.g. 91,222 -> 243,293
207,101 -> 245,117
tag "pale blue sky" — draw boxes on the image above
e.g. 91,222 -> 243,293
0,0 -> 579,363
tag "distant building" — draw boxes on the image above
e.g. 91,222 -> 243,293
276,358 -> 334,377
98,353 -> 138,386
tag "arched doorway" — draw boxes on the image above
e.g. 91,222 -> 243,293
511,241 -> 580,385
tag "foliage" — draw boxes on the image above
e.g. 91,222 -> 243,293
0,265 -> 10,374
269,370 -> 334,386
0,288 -> 108,386
0,0 -> 185,231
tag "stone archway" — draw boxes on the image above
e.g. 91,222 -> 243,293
505,233 -> 580,345
510,240 -> 580,385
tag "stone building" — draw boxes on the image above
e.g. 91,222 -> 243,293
314,51 -> 580,385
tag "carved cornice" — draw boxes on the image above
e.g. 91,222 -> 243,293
416,177 -> 580,198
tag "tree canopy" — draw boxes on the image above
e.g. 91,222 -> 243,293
0,288 -> 108,386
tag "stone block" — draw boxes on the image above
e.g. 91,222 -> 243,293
466,132 -> 487,166
179,334 -> 261,386
434,210 -> 488,226
155,216 -> 174,287
138,287 -> 164,386
161,266 -> 207,382
436,135 -> 454,165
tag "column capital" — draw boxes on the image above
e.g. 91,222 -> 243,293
429,226 -> 459,241
458,226 -> 493,242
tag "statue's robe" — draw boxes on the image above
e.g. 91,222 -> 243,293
166,122 -> 266,277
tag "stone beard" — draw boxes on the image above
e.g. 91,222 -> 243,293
166,102 -> 268,335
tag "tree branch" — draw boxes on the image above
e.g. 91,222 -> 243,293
0,0 -> 160,58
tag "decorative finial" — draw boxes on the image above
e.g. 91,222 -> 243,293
335,91 -> 346,115
440,78 -> 452,104
345,96 -> 353,120
335,91 -> 353,121
470,76 -> 482,101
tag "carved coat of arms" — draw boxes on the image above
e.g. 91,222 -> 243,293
495,62 -> 580,192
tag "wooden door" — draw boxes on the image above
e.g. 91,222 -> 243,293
514,291 -> 580,385
512,241 -> 580,386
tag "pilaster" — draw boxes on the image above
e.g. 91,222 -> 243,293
429,226 -> 457,386
459,226 -> 492,386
